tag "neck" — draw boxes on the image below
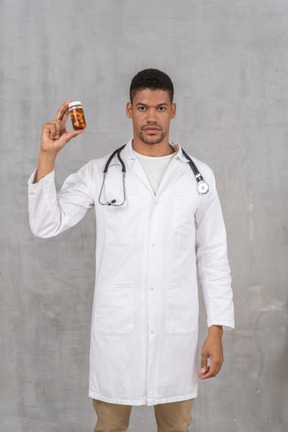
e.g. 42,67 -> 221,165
132,139 -> 174,157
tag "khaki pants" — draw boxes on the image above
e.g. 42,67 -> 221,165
93,398 -> 194,432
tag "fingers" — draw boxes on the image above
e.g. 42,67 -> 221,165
199,355 -> 223,380
198,366 -> 210,379
41,122 -> 84,154
54,99 -> 72,121
42,120 -> 63,140
198,352 -> 209,379
62,106 -> 70,124
198,327 -> 224,381
201,351 -> 208,372
199,362 -> 220,379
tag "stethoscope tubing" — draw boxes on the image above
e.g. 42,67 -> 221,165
98,144 -> 209,206
103,144 -> 127,174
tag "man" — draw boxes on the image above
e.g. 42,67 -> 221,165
28,69 -> 234,432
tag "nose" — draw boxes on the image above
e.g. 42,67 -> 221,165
146,108 -> 157,124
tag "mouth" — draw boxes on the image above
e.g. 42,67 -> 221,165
143,127 -> 161,133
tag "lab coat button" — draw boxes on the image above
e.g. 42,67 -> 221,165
151,244 -> 155,247
151,330 -> 155,334
150,286 -> 154,291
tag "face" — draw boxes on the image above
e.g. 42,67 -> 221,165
126,89 -> 176,146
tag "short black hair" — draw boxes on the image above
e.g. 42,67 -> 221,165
130,69 -> 174,103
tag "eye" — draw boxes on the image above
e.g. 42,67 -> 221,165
138,106 -> 147,111
157,106 -> 166,111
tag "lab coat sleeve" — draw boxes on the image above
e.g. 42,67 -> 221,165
28,162 -> 95,238
195,170 -> 234,331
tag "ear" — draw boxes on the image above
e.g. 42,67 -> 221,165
171,103 -> 176,119
126,102 -> 132,118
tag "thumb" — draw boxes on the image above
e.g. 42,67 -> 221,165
65,129 -> 85,143
54,129 -> 85,152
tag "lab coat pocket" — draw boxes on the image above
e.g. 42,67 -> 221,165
166,283 -> 198,334
93,284 -> 134,334
104,195 -> 144,244
172,197 -> 198,235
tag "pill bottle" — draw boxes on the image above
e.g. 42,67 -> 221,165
68,101 -> 87,130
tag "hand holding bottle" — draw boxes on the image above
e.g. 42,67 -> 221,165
35,100 -> 85,182
40,99 -> 84,155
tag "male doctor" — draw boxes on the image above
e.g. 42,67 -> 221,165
28,69 -> 234,432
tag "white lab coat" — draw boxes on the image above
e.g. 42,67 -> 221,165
28,139 -> 234,406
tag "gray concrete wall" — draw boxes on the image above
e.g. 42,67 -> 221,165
1,0 -> 287,430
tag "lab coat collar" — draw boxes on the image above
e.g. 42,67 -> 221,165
120,138 -> 190,164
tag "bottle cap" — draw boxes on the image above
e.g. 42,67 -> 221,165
68,101 -> 82,109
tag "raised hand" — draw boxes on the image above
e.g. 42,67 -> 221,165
35,100 -> 85,182
40,99 -> 84,154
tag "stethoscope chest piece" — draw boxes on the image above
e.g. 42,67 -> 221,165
181,148 -> 210,195
197,181 -> 209,194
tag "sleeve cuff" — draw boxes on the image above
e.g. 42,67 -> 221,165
208,321 -> 235,331
28,169 -> 55,186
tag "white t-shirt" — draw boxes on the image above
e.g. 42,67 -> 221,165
133,150 -> 176,194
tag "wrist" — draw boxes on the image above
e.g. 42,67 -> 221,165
208,325 -> 223,336
39,148 -> 58,159
38,149 -> 58,168
35,150 -> 57,182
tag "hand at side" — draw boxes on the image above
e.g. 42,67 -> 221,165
198,325 -> 224,380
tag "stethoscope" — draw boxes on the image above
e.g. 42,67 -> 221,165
98,144 -> 209,206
